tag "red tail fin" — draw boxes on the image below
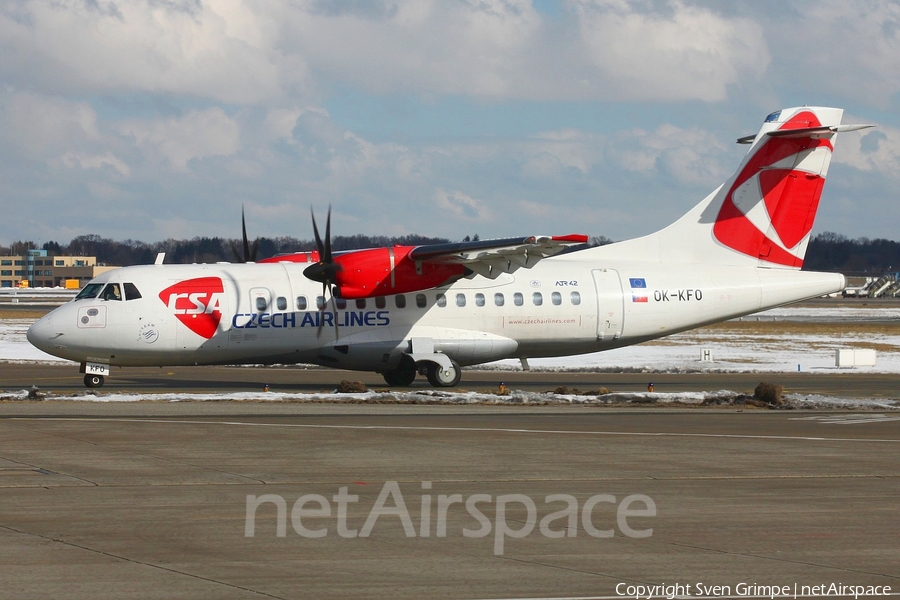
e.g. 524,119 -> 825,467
713,109 -> 837,268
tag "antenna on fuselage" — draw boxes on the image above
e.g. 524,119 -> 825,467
155,253 -> 166,265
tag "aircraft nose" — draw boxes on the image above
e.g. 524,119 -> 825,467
26,313 -> 56,352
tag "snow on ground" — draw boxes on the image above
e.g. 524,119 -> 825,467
3,388 -> 899,410
0,319 -> 68,363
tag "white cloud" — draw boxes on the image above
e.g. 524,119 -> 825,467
2,93 -> 100,158
60,152 -> 131,177
0,0 -> 771,105
1,1 -> 900,245
833,128 -> 900,178
521,129 -> 598,176
763,0 -> 900,107
601,122 -> 733,189
0,0 -> 290,103
434,188 -> 493,220
118,108 -> 241,170
571,0 -> 769,101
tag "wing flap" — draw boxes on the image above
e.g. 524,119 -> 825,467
409,234 -> 588,279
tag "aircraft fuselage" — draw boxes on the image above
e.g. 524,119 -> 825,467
27,254 -> 844,375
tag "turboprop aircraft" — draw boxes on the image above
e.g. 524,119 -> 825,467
28,106 -> 872,388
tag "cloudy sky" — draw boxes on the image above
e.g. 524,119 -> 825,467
1,0 -> 899,247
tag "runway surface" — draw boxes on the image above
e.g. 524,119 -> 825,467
4,361 -> 900,399
2,361 -> 900,598
2,396 -> 899,598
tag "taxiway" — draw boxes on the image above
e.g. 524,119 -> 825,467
1,391 -> 898,598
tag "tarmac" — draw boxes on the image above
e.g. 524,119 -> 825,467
4,361 -> 900,398
1,364 -> 899,598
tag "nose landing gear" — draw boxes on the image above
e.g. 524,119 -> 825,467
84,374 -> 105,388
80,362 -> 110,388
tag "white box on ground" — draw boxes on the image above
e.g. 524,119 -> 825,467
835,348 -> 877,367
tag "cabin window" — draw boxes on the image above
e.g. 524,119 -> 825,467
551,292 -> 562,306
532,292 -> 543,306
123,283 -> 142,301
456,293 -> 466,307
475,293 -> 485,307
316,296 -> 326,310
100,283 -> 122,301
436,293 -> 446,308
395,295 -> 406,309
513,292 -> 523,306
255,296 -> 268,311
336,297 -> 347,310
75,283 -> 103,300
375,296 -> 386,309
494,293 -> 504,307
416,293 -> 427,308
277,297 -> 288,311
297,296 -> 308,310
356,298 -> 366,309
570,291 -> 581,305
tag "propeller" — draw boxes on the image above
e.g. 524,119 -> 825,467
303,205 -> 342,338
230,205 -> 260,263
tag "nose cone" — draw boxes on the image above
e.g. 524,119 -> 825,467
27,313 -> 56,354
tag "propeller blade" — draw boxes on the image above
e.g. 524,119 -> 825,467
311,206 -> 325,257
314,283 -> 340,340
231,204 -> 260,263
304,205 -> 341,284
307,205 -> 340,341
331,285 -> 340,341
241,206 -> 251,261
324,205 -> 332,262
316,283 -> 326,339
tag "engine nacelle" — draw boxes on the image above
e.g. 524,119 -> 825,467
333,246 -> 465,299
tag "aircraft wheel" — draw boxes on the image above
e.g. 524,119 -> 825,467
84,374 -> 105,388
382,355 -> 417,387
426,360 -> 461,387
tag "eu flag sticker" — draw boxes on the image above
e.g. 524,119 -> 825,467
629,278 -> 647,288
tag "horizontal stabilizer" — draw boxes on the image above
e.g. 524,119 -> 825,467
738,123 -> 875,144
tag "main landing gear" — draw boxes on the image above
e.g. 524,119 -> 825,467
381,355 -> 461,388
425,360 -> 462,387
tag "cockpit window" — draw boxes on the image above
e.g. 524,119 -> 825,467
100,283 -> 122,301
123,283 -> 142,301
75,283 -> 104,300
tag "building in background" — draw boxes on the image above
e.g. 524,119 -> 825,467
0,250 -> 117,288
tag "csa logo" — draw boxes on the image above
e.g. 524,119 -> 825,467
713,110 -> 832,268
158,277 -> 225,339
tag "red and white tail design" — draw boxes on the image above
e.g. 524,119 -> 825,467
713,107 -> 839,268
601,107 -> 872,269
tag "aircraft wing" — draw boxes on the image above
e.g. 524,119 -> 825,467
409,234 -> 589,279
264,231 -> 590,297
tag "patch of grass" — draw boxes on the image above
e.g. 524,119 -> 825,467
0,309 -> 48,320
701,320 -> 900,336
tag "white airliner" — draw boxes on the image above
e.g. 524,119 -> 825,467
28,107 -> 872,388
